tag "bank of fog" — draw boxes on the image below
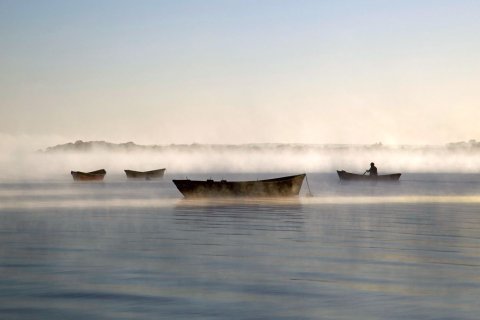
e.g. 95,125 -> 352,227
1,146 -> 479,180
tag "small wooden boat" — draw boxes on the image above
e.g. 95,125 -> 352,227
71,169 -> 106,181
124,168 -> 166,180
173,174 -> 306,198
337,170 -> 401,181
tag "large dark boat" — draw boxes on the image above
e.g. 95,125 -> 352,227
173,174 -> 306,198
337,170 -> 401,181
124,168 -> 166,180
71,169 -> 106,181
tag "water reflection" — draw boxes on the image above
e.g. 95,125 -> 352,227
1,176 -> 480,319
174,198 -> 305,236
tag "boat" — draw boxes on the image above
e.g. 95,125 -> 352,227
337,170 -> 401,181
71,169 -> 106,181
124,168 -> 166,180
173,174 -> 306,198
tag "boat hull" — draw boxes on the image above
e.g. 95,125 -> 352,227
125,169 -> 166,180
71,169 -> 106,181
337,170 -> 401,181
173,174 -> 306,198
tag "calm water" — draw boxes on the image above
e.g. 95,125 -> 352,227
1,173 -> 479,319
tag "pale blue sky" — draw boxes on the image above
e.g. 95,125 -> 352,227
1,0 -> 479,144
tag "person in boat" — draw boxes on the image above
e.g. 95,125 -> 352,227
366,162 -> 378,176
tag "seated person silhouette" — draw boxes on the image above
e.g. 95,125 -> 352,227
366,162 -> 378,176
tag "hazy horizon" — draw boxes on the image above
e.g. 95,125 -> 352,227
0,134 -> 478,180
1,132 -> 479,149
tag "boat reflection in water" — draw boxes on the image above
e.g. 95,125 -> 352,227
174,197 -> 305,232
175,197 -> 303,209
173,174 -> 306,198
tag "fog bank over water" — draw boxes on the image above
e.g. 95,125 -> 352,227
0,138 -> 478,180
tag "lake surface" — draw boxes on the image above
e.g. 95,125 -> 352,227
1,173 -> 479,319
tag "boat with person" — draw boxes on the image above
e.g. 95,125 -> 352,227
337,170 -> 401,181
71,169 -> 106,181
173,174 -> 306,198
124,168 -> 166,180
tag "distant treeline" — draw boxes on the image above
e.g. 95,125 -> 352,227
446,139 -> 480,150
41,139 -> 480,153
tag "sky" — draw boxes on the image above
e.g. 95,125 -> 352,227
1,0 -> 479,145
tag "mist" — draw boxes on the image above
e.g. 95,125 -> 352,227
1,136 -> 479,180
